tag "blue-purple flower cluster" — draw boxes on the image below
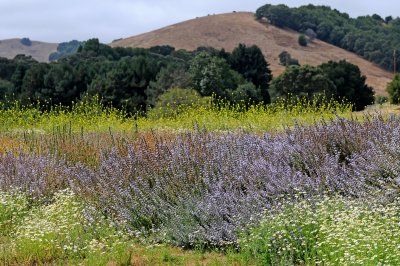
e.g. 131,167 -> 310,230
1,114 -> 400,247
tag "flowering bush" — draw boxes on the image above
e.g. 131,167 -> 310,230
70,114 -> 400,247
2,114 -> 400,248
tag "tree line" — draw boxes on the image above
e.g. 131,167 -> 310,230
0,39 -> 373,113
256,4 -> 400,72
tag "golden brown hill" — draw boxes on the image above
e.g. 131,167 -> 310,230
0,38 -> 57,62
112,12 -> 393,96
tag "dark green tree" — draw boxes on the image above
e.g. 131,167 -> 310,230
229,82 -> 261,103
278,51 -> 299,66
148,45 -> 175,56
20,63 -> 50,102
189,52 -> 241,97
269,65 -> 336,101
0,79 -> 14,100
146,62 -> 191,106
256,4 -> 293,28
298,35 -> 308,46
42,63 -> 79,104
229,44 -> 272,103
0,57 -> 17,81
385,16 -> 393,24
386,74 -> 400,104
87,56 -> 159,112
20,38 -> 32,46
320,60 -> 374,110
79,38 -> 117,59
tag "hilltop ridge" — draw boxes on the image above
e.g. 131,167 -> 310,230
111,12 -> 393,95
0,38 -> 57,62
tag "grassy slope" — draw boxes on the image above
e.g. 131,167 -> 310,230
111,12 -> 393,96
0,38 -> 58,62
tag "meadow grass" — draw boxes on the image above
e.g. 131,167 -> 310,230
236,195 -> 400,265
0,189 -> 232,266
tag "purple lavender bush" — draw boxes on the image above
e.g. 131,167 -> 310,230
69,114 -> 400,247
2,114 -> 400,247
0,151 -> 69,198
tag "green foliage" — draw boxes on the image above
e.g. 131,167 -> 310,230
375,95 -> 388,105
256,4 -> 293,28
229,43 -> 272,103
256,3 -> 400,71
320,60 -> 374,110
229,82 -> 261,104
20,63 -> 50,103
86,55 -> 161,112
278,51 -> 299,66
149,45 -> 175,56
146,62 -> 191,106
1,39 -> 274,113
148,87 -> 211,118
269,65 -> 336,102
49,40 -> 82,61
269,60 -> 373,110
386,74 -> 400,104
189,52 -> 242,97
298,34 -> 308,46
20,38 -> 31,46
0,78 -> 14,100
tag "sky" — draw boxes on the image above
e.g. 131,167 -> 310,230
0,0 -> 399,44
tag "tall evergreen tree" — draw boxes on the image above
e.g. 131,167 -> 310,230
229,44 -> 272,103
320,60 -> 374,110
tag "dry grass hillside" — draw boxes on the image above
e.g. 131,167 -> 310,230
112,12 -> 393,96
0,38 -> 57,62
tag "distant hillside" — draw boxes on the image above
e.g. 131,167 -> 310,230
256,4 -> 400,73
111,12 -> 393,95
0,38 -> 58,62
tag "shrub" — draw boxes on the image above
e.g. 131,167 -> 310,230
278,51 -> 299,66
20,38 -> 32,46
69,114 -> 400,247
386,74 -> 400,104
269,65 -> 336,102
147,87 -> 211,118
298,35 -> 308,46
375,95 -> 388,105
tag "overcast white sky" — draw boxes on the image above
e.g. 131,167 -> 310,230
0,0 -> 399,43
